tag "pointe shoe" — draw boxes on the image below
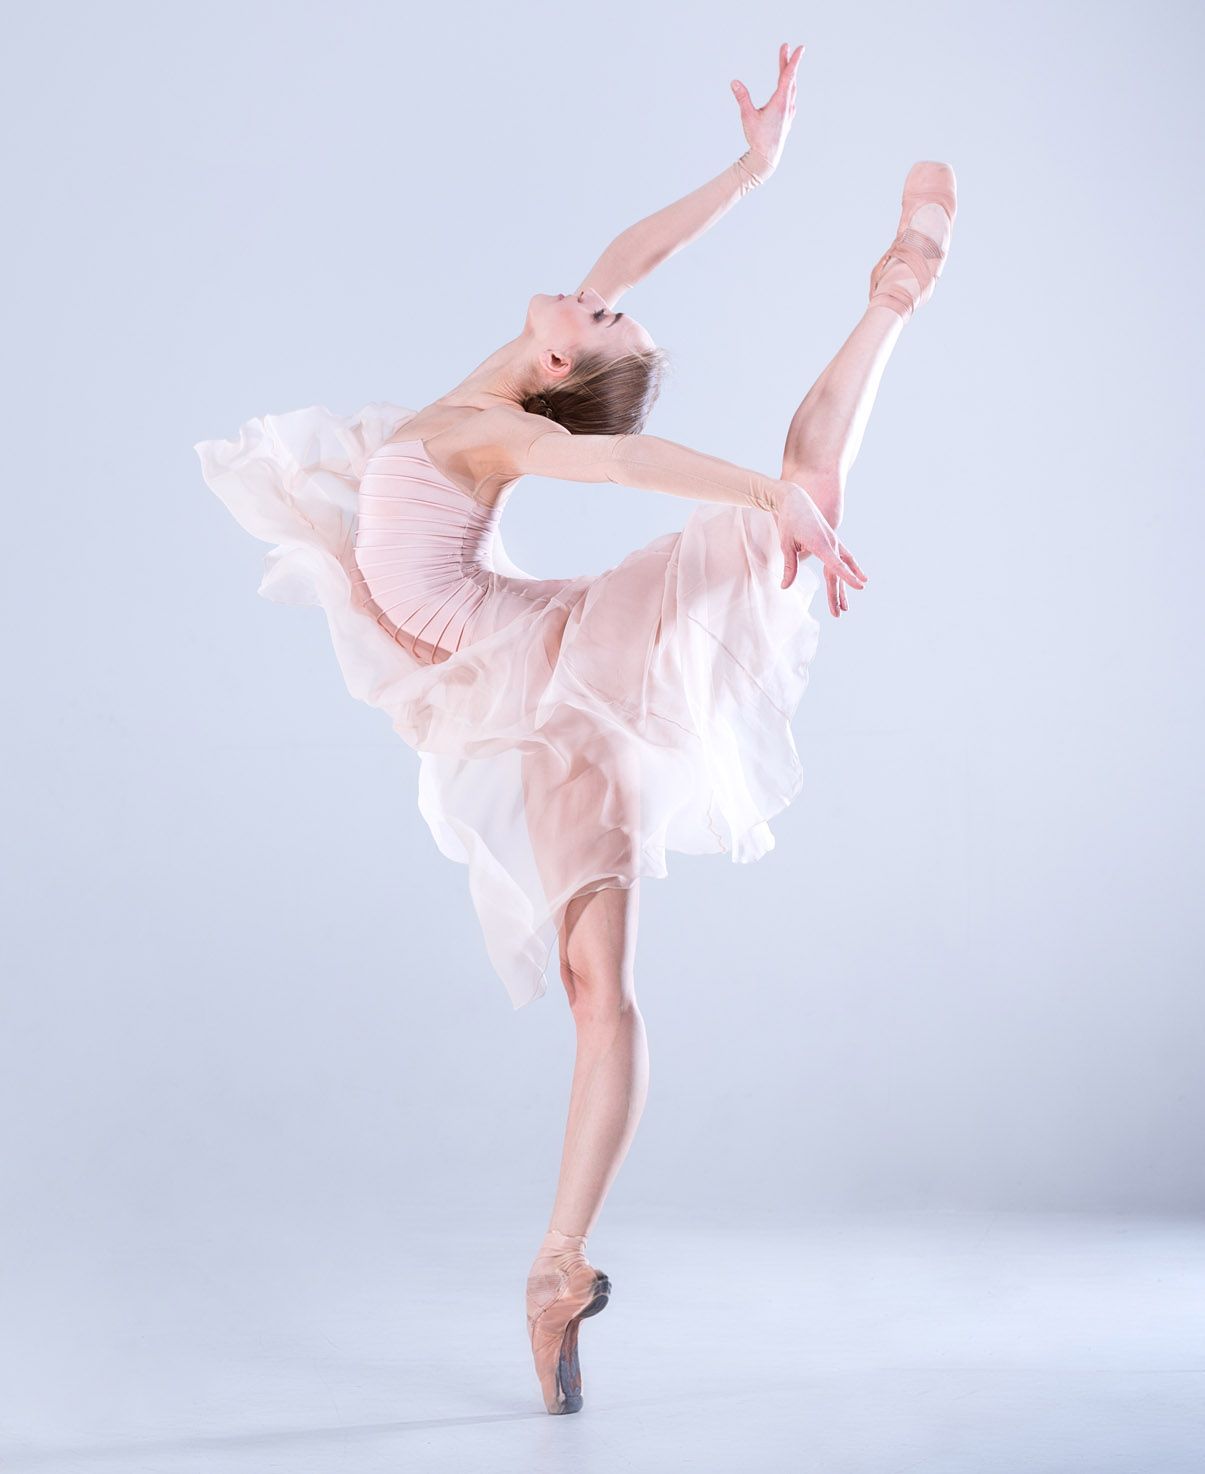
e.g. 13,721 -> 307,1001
868,161 -> 958,323
525,1229 -> 612,1415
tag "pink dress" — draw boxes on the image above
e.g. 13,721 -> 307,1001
195,402 -> 821,1008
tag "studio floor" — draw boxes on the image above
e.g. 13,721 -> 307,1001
3,1208 -> 1201,1474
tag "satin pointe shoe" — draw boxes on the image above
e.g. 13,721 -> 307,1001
525,1229 -> 612,1415
868,161 -> 958,323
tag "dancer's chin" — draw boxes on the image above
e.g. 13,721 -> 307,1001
525,291 -> 563,333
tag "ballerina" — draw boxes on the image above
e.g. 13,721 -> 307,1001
196,40 -> 956,1416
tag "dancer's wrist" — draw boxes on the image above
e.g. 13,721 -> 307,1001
781,478 -> 842,530
736,146 -> 777,189
747,476 -> 791,515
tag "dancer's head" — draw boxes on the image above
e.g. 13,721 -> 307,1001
523,289 -> 669,434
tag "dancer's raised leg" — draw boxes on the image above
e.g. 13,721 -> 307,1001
779,305 -> 903,530
779,161 -> 957,614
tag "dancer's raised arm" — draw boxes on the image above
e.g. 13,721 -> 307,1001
575,44 -> 803,306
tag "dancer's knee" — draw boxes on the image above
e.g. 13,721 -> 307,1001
558,940 -> 638,1020
556,883 -> 639,1014
559,951 -> 637,1018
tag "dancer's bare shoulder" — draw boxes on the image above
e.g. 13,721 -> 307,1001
415,404 -> 568,497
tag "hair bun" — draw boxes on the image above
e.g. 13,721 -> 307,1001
522,344 -> 669,435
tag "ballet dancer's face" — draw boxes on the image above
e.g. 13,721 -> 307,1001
526,288 -> 656,379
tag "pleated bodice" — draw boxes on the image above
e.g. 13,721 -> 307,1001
352,439 -> 508,662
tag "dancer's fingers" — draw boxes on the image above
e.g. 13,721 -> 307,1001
769,44 -> 803,109
837,543 -> 867,586
839,543 -> 867,582
821,538 -> 862,588
817,540 -> 854,587
826,569 -> 840,617
781,537 -> 799,590
839,578 -> 848,613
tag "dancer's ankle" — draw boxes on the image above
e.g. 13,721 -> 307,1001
538,1226 -> 588,1255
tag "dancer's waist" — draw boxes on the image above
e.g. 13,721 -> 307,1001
355,476 -> 503,575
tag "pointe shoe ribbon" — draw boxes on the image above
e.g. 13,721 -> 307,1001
869,160 -> 957,323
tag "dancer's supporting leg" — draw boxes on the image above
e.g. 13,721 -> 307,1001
545,880 -> 646,1238
523,711 -> 649,1243
780,166 -> 955,615
521,714 -> 648,1411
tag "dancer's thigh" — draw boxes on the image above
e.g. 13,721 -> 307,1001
520,706 -> 643,992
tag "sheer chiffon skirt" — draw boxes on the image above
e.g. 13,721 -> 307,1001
195,402 -> 821,1008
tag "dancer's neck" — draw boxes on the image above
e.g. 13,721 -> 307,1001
437,333 -> 542,412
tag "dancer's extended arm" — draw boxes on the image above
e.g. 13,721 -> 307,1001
492,415 -> 866,593
520,423 -> 785,513
575,44 -> 804,306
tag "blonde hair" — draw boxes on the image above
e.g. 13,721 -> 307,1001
523,348 -> 671,435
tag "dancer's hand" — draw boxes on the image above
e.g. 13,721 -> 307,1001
730,42 -> 804,174
810,486 -> 853,618
825,568 -> 852,618
776,482 -> 867,596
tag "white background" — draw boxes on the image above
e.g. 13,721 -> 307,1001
2,0 -> 1202,1457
